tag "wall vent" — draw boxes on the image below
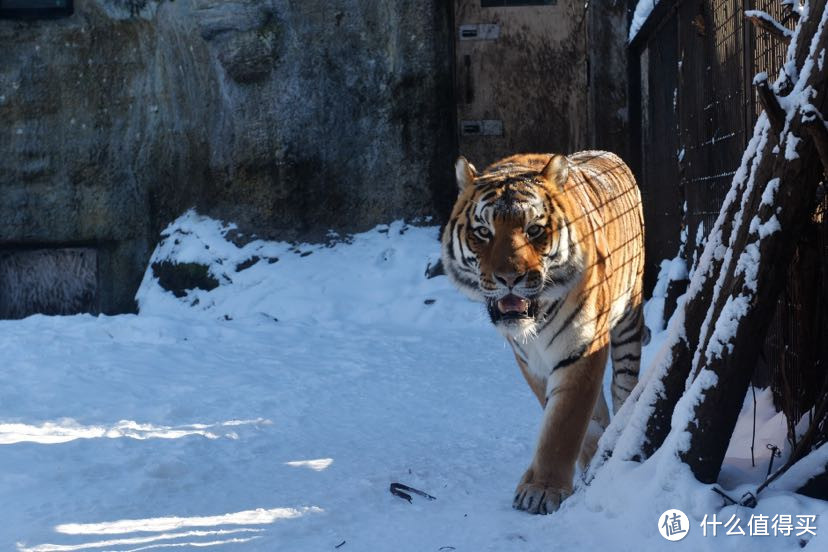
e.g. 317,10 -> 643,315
0,247 -> 98,319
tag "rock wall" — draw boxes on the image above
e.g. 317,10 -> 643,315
0,0 -> 456,314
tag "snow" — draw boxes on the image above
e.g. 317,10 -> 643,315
774,443 -> 828,493
588,253 -> 826,549
695,0 -> 828,366
643,256 -> 687,335
629,0 -> 660,42
2,213 -> 826,551
54,508 -> 317,536
749,214 -> 782,239
0,419 -> 266,445
592,3 -> 828,548
587,9 -> 828,546
745,10 -> 795,40
706,165 -> 782,358
785,132 -> 801,160
678,114 -> 770,374
135,211 -> 467,329
761,178 -> 780,206
753,71 -> 769,86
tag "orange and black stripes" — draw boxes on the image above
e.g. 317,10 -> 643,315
441,150 -> 645,411
442,150 -> 645,514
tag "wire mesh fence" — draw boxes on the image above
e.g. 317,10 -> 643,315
633,0 -> 826,426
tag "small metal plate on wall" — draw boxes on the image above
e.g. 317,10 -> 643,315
458,24 -> 500,41
461,120 -> 503,136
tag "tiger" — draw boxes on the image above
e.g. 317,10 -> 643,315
440,150 -> 645,515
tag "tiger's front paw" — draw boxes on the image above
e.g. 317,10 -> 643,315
513,470 -> 571,515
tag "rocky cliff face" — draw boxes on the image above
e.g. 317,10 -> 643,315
0,0 -> 456,314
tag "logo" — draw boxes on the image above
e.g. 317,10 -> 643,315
659,509 -> 690,541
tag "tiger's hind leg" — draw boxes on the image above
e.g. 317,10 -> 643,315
578,388 -> 610,471
609,303 -> 644,413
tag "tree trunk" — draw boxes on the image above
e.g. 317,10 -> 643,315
590,0 -> 828,486
679,0 -> 828,483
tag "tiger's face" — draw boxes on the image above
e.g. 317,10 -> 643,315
441,154 -> 583,339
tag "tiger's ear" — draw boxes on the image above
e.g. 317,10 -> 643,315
455,156 -> 477,192
541,154 -> 569,189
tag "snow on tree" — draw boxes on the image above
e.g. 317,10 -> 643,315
589,0 -> 828,499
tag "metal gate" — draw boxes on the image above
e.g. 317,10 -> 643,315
452,0 -> 587,168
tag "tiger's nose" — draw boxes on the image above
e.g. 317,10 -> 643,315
494,271 -> 526,288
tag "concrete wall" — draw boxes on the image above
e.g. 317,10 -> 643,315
0,0 -> 457,314
0,0 -> 630,317
587,1 -> 630,163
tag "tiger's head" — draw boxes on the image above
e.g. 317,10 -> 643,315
441,154 -> 586,340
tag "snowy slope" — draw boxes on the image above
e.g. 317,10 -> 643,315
1,212 -> 825,551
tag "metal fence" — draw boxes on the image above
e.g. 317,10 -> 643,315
631,0 -> 827,423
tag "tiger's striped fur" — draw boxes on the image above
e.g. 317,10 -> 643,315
441,151 -> 645,514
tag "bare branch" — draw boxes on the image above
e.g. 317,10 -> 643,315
755,75 -> 786,133
780,0 -> 803,25
801,106 -> 828,177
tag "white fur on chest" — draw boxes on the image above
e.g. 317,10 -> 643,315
519,296 -> 598,395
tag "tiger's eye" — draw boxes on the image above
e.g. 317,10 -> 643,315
526,224 -> 545,239
473,226 -> 492,240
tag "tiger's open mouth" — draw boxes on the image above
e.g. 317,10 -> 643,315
487,293 -> 539,323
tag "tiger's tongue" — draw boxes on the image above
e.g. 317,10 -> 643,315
497,294 -> 529,314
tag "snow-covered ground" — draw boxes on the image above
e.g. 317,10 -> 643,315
1,212 -> 825,551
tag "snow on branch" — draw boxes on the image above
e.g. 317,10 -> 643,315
592,0 -> 828,487
675,0 -> 828,483
768,442 -> 828,491
801,104 -> 828,173
629,0 -> 660,43
746,9 -> 795,44
754,73 -> 786,132
590,119 -> 770,469
782,0 -> 806,22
